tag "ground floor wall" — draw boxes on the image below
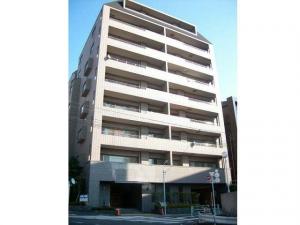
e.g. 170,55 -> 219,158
93,181 -> 227,212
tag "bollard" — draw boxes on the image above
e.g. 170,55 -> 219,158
191,206 -> 194,216
115,208 -> 121,216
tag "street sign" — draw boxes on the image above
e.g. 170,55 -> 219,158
79,194 -> 88,202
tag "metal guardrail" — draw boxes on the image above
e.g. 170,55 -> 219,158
105,78 -> 140,88
109,35 -> 146,49
191,204 -> 221,216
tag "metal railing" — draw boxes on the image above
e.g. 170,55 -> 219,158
110,17 -> 148,31
109,54 -> 146,68
189,141 -> 217,147
191,204 -> 221,216
108,35 -> 146,49
190,118 -> 215,125
102,128 -> 140,138
105,77 -> 140,88
168,71 -> 211,86
103,102 -> 140,112
183,42 -> 209,54
184,58 -> 211,69
188,96 -> 214,105
108,54 -> 164,71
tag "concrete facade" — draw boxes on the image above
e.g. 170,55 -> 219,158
222,97 -> 237,184
69,0 -> 231,211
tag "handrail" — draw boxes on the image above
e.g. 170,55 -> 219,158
190,118 -> 214,125
183,42 -> 209,53
108,54 -> 164,71
168,71 -> 210,86
108,35 -> 146,49
109,54 -> 146,68
169,53 -> 211,69
110,17 -> 148,32
103,102 -> 140,112
188,97 -> 214,105
105,78 -> 140,88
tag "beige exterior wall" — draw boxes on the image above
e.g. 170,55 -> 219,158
69,0 -> 231,208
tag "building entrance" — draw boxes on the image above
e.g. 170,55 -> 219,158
110,183 -> 142,209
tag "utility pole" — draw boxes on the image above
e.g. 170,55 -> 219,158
163,169 -> 166,215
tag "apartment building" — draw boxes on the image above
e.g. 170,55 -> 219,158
69,0 -> 231,212
222,97 -> 237,185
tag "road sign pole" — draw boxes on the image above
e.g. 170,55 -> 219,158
210,175 -> 217,225
163,169 -> 166,215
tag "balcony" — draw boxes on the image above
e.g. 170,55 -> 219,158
109,10 -> 211,61
80,101 -> 89,119
84,58 -> 93,76
104,78 -> 219,114
100,132 -> 224,156
82,79 -> 92,97
105,59 -> 216,94
166,29 -> 209,53
107,37 -> 166,67
102,102 -> 222,134
107,45 -> 166,71
108,26 -> 165,52
110,9 -> 164,35
77,126 -> 87,143
90,161 -> 225,183
167,53 -> 213,77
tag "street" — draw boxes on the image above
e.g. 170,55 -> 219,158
69,212 -> 199,225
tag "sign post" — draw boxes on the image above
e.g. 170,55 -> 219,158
208,169 -> 220,225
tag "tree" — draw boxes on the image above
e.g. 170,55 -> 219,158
69,156 -> 83,204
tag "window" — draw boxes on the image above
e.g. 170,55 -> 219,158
91,25 -> 96,37
82,79 -> 91,97
84,58 -> 93,76
149,158 -> 166,165
189,161 -> 217,168
90,42 -> 94,55
96,45 -> 99,57
79,54 -> 83,66
80,102 -> 89,119
173,160 -> 182,166
102,154 -> 138,163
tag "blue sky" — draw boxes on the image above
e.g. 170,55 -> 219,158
69,0 -> 236,100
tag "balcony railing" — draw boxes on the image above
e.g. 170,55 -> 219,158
105,77 -> 140,88
109,35 -> 146,49
110,17 -> 157,34
168,71 -> 211,86
103,101 -> 140,112
190,118 -> 214,125
182,42 -> 209,54
108,54 -> 145,68
188,96 -> 214,105
110,17 -> 209,56
102,128 -> 140,138
188,140 -> 217,147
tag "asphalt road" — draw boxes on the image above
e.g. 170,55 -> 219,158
69,213 -> 199,225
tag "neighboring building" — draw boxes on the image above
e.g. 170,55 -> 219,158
222,97 -> 237,185
69,70 -> 81,157
69,0 -> 231,212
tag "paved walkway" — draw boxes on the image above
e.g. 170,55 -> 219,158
69,214 -> 198,224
